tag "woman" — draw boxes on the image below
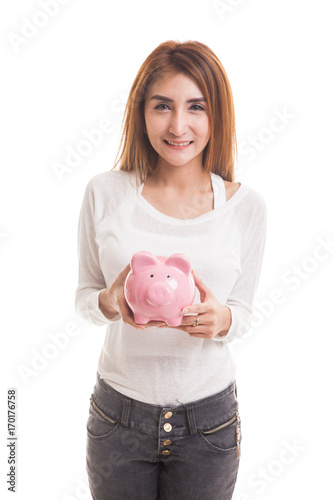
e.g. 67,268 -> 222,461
75,40 -> 267,500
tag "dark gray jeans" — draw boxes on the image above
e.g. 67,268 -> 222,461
86,372 -> 241,500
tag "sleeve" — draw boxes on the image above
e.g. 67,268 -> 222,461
212,195 -> 267,343
74,178 -> 121,326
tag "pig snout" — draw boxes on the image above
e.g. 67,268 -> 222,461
145,283 -> 173,306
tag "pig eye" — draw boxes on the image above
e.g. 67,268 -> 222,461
150,274 -> 154,278
167,275 -> 171,279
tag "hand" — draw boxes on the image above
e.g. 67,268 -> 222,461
98,264 -> 166,330
161,270 -> 232,339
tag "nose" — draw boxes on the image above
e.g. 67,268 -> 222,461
169,109 -> 189,136
146,283 -> 172,306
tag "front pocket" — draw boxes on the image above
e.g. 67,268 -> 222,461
87,396 -> 119,440
202,412 -> 239,435
90,397 -> 117,424
200,411 -> 241,457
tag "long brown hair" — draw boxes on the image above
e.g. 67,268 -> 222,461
114,40 -> 237,183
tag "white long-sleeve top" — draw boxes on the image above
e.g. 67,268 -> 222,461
75,169 -> 267,406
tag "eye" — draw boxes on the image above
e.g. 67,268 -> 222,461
190,104 -> 205,111
154,103 -> 170,110
166,275 -> 171,279
150,274 -> 155,278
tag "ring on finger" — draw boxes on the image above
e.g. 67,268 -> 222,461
193,315 -> 199,327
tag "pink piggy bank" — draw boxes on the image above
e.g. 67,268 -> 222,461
124,251 -> 195,326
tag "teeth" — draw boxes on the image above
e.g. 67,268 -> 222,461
166,140 -> 192,146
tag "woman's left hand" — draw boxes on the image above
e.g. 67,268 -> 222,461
160,271 -> 232,339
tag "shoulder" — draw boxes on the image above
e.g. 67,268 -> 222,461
225,181 -> 267,238
223,180 -> 241,202
226,180 -> 266,208
81,170 -> 136,219
86,169 -> 128,190
84,169 -> 136,198
244,184 -> 267,218
223,179 -> 266,211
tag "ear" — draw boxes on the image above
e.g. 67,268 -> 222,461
164,254 -> 192,276
131,251 -> 159,274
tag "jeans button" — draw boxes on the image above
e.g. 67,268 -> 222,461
164,423 -> 172,432
163,439 -> 172,446
164,411 -> 173,419
162,450 -> 171,456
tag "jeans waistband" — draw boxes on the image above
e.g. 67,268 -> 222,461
91,372 -> 238,436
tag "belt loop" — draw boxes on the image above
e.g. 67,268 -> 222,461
185,404 -> 197,435
121,396 -> 131,427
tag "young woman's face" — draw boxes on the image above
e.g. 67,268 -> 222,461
144,72 -> 210,170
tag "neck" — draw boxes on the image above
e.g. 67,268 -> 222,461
147,159 -> 211,193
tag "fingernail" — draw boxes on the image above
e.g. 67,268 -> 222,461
182,308 -> 188,314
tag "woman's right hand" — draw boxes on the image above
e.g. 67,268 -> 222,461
98,264 -> 146,329
98,264 -> 166,330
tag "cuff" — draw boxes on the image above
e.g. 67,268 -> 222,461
86,290 -> 121,325
212,305 -> 239,343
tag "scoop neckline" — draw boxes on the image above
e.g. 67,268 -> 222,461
129,171 -> 247,225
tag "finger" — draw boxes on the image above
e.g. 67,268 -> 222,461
118,263 -> 131,283
188,332 -> 210,338
180,313 -> 206,327
118,297 -> 145,330
182,328 -> 211,339
145,321 -> 167,328
191,270 -> 212,296
182,303 -> 208,316
190,271 -> 212,303
165,322 -> 208,335
123,313 -> 145,330
186,325 -> 213,338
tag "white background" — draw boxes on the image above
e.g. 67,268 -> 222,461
1,0 -> 332,498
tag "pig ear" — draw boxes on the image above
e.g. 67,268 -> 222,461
165,254 -> 192,276
131,251 -> 159,274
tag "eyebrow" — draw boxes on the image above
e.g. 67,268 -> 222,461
150,95 -> 206,103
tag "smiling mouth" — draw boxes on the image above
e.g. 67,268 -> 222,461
164,140 -> 193,147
